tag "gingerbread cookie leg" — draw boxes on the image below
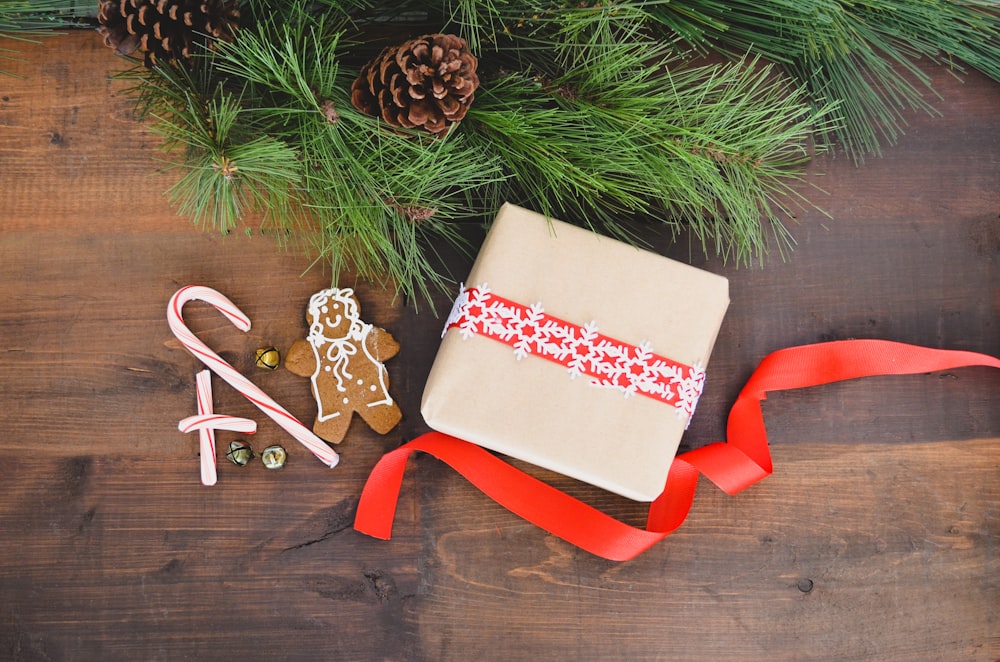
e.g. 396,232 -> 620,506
312,407 -> 354,445
357,399 -> 403,435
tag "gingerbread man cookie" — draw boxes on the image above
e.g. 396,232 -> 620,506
285,288 -> 402,443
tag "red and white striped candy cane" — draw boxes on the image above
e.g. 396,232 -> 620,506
177,370 -> 257,486
168,285 -> 340,469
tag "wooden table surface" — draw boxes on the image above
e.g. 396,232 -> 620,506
1,31 -> 998,661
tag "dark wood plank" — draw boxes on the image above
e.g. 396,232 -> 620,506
414,439 -> 998,661
0,30 -> 997,660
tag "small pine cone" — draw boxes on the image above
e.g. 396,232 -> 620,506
351,33 -> 479,136
98,0 -> 240,67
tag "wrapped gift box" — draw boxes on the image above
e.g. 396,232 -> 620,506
421,203 -> 729,501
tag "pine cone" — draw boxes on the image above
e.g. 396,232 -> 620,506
98,0 -> 240,67
351,33 -> 479,136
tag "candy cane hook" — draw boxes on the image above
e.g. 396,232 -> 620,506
168,285 -> 340,469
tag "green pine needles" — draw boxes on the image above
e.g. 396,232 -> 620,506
462,9 -> 836,261
0,0 -> 91,34
0,0 -> 93,75
113,0 -> 997,300
642,0 -> 1000,161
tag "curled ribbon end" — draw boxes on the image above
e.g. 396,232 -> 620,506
354,524 -> 392,541
351,341 -> 999,561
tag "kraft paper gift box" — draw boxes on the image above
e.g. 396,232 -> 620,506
421,203 -> 730,501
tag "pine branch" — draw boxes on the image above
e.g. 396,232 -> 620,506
438,0 -> 506,53
644,0 -> 1000,162
208,2 -> 508,300
0,0 -> 93,32
125,60 -> 305,234
467,6 -> 839,261
0,0 -> 94,75
116,0 -> 844,299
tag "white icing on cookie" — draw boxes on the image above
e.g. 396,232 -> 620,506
305,288 -> 394,422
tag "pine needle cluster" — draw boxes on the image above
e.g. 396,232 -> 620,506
462,6 -> 836,262
0,0 -> 93,75
0,0 -> 91,33
641,0 -> 1000,161
107,0 -> 997,300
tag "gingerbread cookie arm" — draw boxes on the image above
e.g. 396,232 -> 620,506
367,327 -> 400,362
285,338 -> 317,377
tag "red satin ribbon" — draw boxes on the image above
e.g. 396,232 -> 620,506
354,339 -> 1000,561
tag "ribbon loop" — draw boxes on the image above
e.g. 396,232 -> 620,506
355,339 -> 999,561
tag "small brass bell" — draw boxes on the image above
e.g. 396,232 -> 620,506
254,346 -> 280,370
226,440 -> 255,466
261,445 -> 287,470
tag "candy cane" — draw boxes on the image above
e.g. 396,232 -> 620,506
177,370 -> 257,486
168,285 -> 340,469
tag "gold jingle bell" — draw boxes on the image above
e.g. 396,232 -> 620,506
261,445 -> 287,470
226,440 -> 255,466
254,346 -> 280,370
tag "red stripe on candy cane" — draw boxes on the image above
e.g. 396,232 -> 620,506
178,414 -> 258,434
179,370 -> 257,486
168,286 -> 340,469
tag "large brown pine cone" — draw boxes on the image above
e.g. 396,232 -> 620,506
351,33 -> 479,136
98,0 -> 240,67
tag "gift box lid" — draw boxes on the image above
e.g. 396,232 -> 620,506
421,203 -> 729,501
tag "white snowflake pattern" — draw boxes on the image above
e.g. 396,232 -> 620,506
444,284 -> 707,421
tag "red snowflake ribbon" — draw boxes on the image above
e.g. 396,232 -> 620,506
444,284 -> 705,420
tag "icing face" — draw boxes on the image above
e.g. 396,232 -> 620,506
308,289 -> 358,338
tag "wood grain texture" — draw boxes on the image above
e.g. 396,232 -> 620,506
1,31 -> 998,661
413,439 -> 998,661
